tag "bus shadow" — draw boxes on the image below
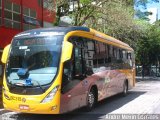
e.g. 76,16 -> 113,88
8,91 -> 146,120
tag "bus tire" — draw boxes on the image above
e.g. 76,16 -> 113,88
86,88 -> 97,111
122,80 -> 128,97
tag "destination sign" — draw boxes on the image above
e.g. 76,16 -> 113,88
13,38 -> 56,46
23,39 -> 52,45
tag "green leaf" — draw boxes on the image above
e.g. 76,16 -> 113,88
80,0 -> 91,4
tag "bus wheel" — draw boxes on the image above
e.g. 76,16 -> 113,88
86,88 -> 96,111
122,81 -> 128,97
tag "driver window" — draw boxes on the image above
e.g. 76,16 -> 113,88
68,36 -> 84,78
74,47 -> 83,77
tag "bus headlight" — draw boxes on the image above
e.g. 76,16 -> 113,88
41,85 -> 59,103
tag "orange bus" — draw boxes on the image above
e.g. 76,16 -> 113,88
1,26 -> 135,114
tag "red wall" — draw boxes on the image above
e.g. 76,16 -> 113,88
0,27 -> 20,48
11,0 -> 55,22
0,0 -> 55,48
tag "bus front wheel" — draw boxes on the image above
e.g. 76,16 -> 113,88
86,88 -> 97,111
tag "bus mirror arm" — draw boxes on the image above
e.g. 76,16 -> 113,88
62,41 -> 73,62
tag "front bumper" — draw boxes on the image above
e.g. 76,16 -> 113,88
2,89 -> 61,114
3,100 -> 59,114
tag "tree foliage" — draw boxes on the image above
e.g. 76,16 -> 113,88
46,0 -> 160,67
136,21 -> 160,66
48,0 -> 141,46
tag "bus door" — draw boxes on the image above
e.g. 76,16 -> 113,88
61,41 -> 88,112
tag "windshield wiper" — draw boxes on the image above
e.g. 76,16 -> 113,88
31,79 -> 45,92
11,80 -> 45,92
9,80 -> 23,90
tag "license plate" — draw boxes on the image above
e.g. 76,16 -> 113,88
19,105 -> 29,110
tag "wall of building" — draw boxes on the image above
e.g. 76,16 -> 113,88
148,8 -> 158,24
0,0 -> 55,48
11,0 -> 55,23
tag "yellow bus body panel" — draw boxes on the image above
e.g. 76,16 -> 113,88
1,44 -> 11,64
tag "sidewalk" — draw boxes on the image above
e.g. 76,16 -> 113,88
109,80 -> 160,114
136,76 -> 160,81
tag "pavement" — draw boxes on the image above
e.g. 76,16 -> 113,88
136,76 -> 160,81
0,78 -> 160,120
109,80 -> 160,114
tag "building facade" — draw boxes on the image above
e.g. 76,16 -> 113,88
0,0 -> 55,80
148,8 -> 158,24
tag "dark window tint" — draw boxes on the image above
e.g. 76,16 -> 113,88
30,9 -> 36,18
74,47 -> 83,76
65,36 -> 134,78
4,10 -> 12,19
4,1 -> 12,10
0,9 -> 1,17
13,13 -> 21,22
13,22 -> 20,29
0,8 -> 1,25
38,0 -> 43,6
4,19 -> 12,28
23,8 -> 29,16
13,4 -> 20,13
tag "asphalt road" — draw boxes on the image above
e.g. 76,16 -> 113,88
1,80 -> 160,120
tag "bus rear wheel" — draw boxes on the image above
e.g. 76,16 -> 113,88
86,88 -> 96,111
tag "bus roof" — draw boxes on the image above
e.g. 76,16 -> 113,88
90,28 -> 133,51
14,26 -> 133,51
14,26 -> 90,38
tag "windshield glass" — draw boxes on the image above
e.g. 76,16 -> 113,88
6,36 -> 63,86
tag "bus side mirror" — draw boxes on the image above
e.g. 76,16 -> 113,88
61,41 -> 73,62
1,44 -> 11,64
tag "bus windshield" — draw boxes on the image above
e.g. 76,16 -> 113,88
6,36 -> 63,86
